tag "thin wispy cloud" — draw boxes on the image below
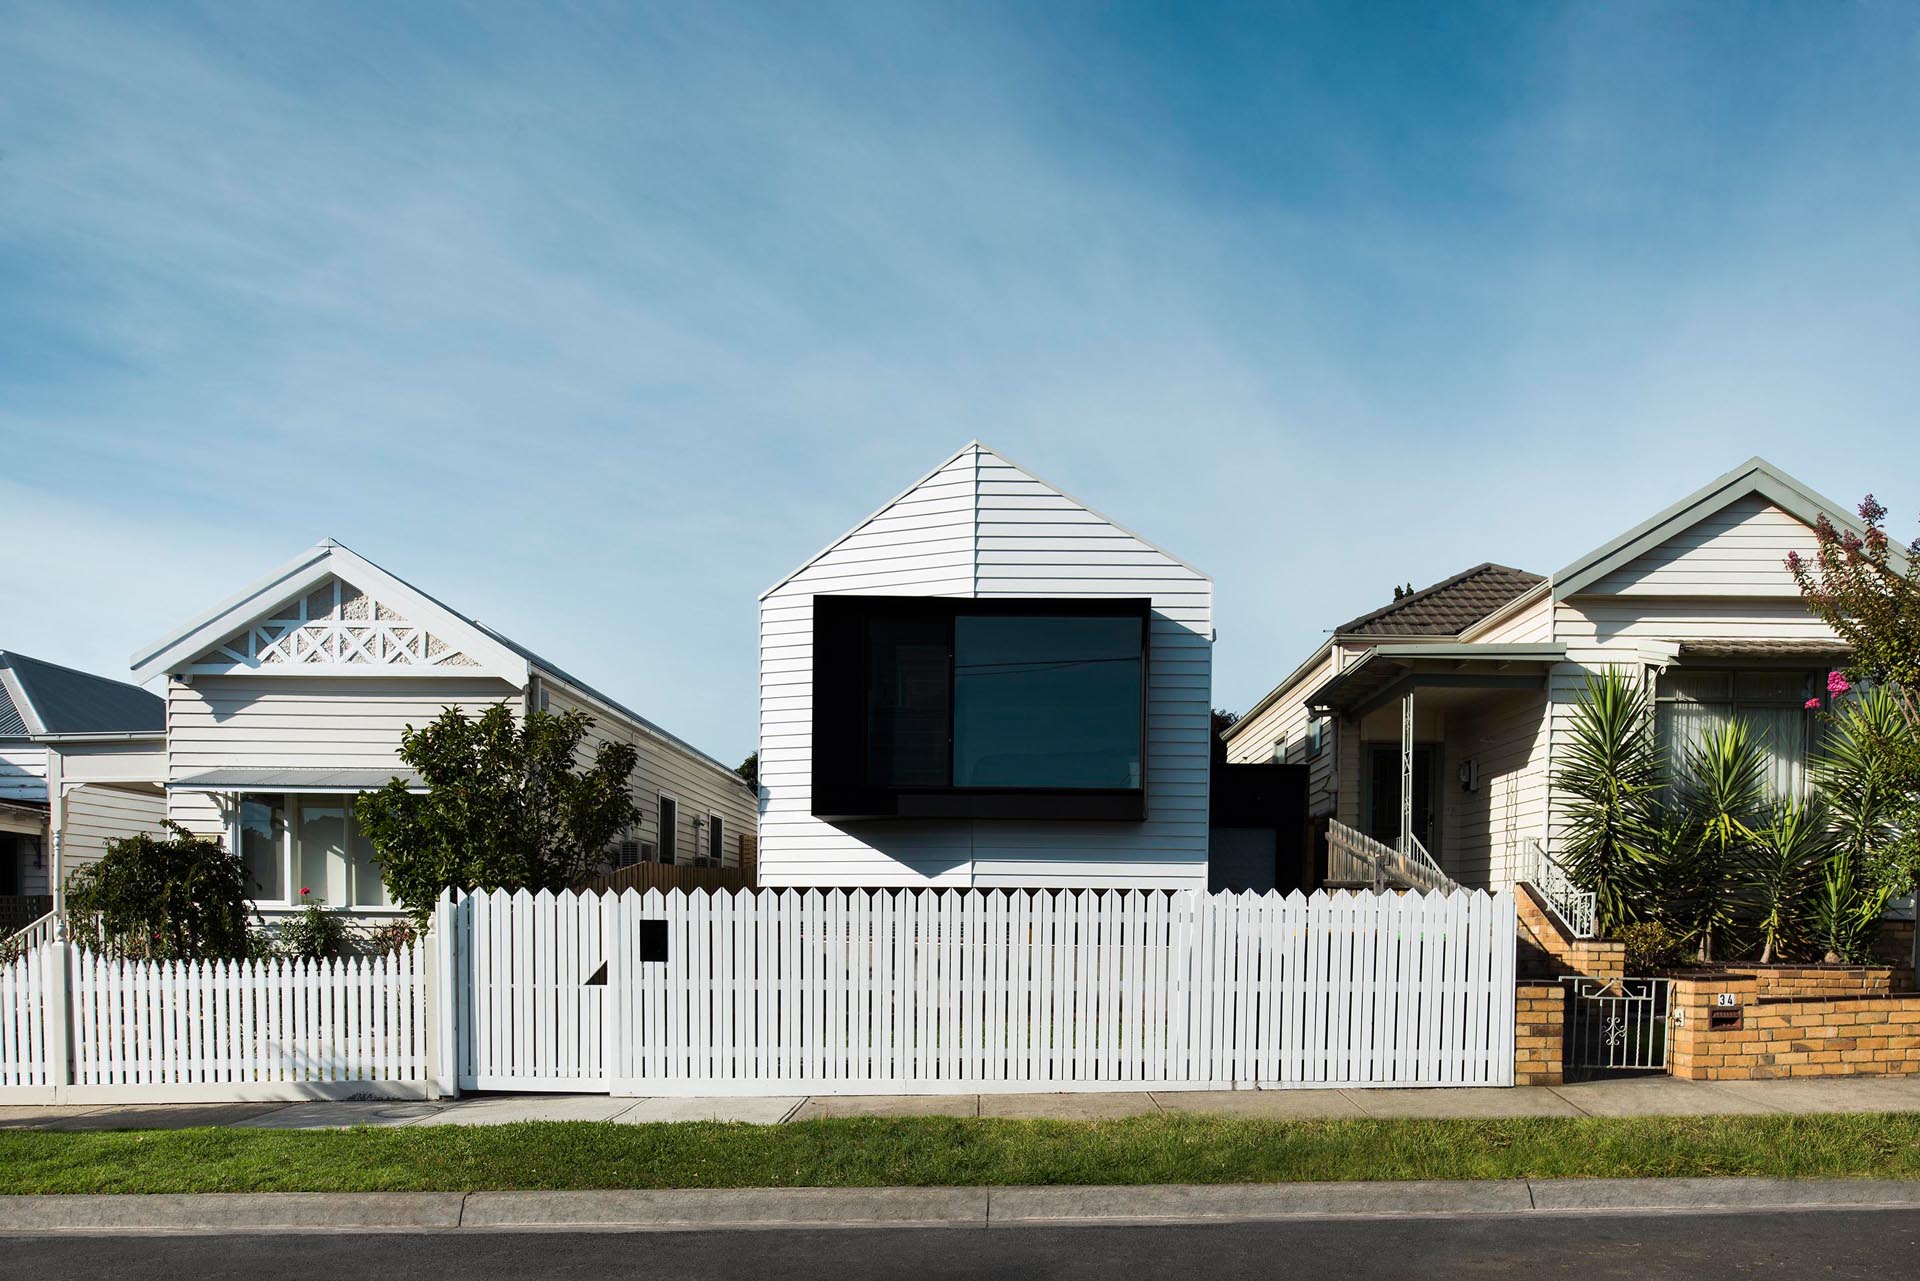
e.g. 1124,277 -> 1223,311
2,2 -> 1915,757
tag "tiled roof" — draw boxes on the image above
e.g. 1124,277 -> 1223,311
0,651 -> 164,737
1337,563 -> 1545,637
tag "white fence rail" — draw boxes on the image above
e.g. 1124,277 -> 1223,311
1326,821 -> 1460,895
445,887 -> 1517,1096
0,942 -> 437,1102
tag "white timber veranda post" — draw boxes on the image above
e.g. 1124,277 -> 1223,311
1399,690 -> 1415,859
430,890 -> 460,1099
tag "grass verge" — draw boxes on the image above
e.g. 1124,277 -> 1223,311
3,1113 -> 1920,1194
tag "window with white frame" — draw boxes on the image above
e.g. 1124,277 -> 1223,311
707,813 -> 725,866
231,793 -> 390,909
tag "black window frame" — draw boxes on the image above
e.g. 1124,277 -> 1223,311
812,594 -> 1151,822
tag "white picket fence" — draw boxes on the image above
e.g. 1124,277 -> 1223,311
443,887 -> 1517,1096
1,946 -> 53,1088
0,942 -> 436,1103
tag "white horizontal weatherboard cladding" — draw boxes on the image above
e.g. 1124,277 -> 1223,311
759,444 -> 1213,890
540,682 -> 756,871
164,675 -> 519,837
0,744 -> 48,803
1589,497 -> 1820,597
61,786 -> 166,876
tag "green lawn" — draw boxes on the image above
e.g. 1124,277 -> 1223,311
4,1113 -> 1920,1194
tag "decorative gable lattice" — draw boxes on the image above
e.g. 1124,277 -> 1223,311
201,577 -> 482,670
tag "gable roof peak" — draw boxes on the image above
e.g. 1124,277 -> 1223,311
761,440 -> 1205,599
1552,456 -> 1875,600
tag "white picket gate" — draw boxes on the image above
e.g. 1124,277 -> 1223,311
442,887 -> 1517,1096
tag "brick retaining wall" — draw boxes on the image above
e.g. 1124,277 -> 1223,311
1515,883 -> 1624,981
1514,981 -> 1565,1086
1669,972 -> 1920,1081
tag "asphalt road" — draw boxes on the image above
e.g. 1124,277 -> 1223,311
5,1209 -> 1918,1280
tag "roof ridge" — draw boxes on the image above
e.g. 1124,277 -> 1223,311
1336,562 -> 1543,636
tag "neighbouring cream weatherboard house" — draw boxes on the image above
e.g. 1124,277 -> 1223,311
1,651 -> 168,926
128,540 -> 757,922
758,441 -> 1214,890
1224,457 -> 1872,894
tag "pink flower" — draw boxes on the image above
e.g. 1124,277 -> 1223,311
1805,697 -> 1822,710
300,887 -> 311,897
1827,671 -> 1851,696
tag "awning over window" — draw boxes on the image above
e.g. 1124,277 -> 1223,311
1307,644 -> 1566,719
1674,639 -> 1852,661
170,768 -> 425,794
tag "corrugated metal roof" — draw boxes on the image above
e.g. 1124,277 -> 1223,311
0,651 -> 163,736
1337,563 -> 1545,637
0,680 -> 26,738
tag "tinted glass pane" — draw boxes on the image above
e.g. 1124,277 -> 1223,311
238,795 -> 285,901
865,618 -> 951,786
294,796 -> 347,906
347,801 -> 389,908
952,615 -> 1142,789
659,796 -> 677,865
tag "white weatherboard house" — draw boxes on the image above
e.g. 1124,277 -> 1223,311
1,652 -> 167,925
1224,457 -> 1871,896
759,441 -> 1213,889
130,540 -> 757,921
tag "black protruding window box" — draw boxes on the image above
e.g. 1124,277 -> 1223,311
812,595 -> 1150,822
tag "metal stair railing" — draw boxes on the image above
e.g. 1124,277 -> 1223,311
1527,839 -> 1597,939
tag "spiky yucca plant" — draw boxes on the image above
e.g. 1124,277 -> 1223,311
1747,797 -> 1831,963
1551,669 -> 1664,937
1671,720 -> 1769,962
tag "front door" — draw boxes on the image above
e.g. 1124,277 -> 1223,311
0,833 -> 23,897
1365,745 -> 1437,851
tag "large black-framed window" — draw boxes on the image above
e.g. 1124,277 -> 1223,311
812,595 -> 1151,821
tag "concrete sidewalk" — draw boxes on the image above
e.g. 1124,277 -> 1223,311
5,1178 -> 1920,1235
5,1075 -> 1920,1131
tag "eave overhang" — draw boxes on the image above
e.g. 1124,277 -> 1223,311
1306,643 -> 1567,720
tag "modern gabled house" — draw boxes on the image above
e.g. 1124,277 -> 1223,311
758,441 -> 1221,890
128,540 -> 757,921
0,651 -> 166,927
1224,457 -> 1865,895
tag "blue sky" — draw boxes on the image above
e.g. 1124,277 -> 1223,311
2,1 -> 1915,764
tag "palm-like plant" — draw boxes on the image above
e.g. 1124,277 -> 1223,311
1811,849 -> 1895,963
1552,669 -> 1665,936
1671,719 -> 1769,962
1746,797 -> 1831,963
1813,686 -> 1914,869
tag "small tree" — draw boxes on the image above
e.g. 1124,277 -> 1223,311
1790,496 -> 1920,900
1552,669 -> 1665,936
356,703 -> 641,926
64,822 -> 252,961
736,751 -> 758,791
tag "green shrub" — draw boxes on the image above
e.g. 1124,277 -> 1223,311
276,890 -> 352,961
64,823 -> 251,961
1615,921 -> 1685,974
